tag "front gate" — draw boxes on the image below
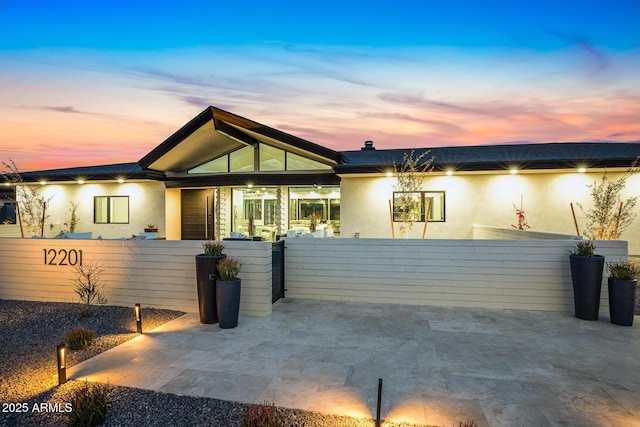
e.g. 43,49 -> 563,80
272,240 -> 285,303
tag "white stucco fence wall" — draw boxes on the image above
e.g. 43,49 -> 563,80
283,238 -> 628,312
0,239 -> 273,316
472,224 -> 582,240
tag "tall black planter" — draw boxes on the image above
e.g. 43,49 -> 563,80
569,255 -> 605,320
608,278 -> 637,326
216,279 -> 241,329
195,254 -> 226,324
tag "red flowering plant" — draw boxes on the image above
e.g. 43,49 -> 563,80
511,205 -> 531,230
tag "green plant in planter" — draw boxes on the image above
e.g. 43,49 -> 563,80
202,240 -> 225,257
607,261 -> 640,280
572,240 -> 597,257
216,257 -> 242,281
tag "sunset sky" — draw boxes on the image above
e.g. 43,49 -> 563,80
1,0 -> 639,171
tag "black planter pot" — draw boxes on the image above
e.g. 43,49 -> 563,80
216,279 -> 241,329
608,278 -> 637,326
569,255 -> 605,320
195,254 -> 226,324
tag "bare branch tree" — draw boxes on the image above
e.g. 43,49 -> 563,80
1,158 -> 54,236
73,261 -> 108,317
577,158 -> 639,240
393,149 -> 434,237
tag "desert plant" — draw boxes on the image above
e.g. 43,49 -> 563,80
65,327 -> 95,351
607,261 -> 640,280
572,240 -> 597,257
65,380 -> 109,427
577,158 -> 639,240
393,149 -> 434,237
511,204 -> 531,230
66,201 -> 80,233
239,401 -> 285,427
1,158 -> 54,236
202,240 -> 225,257
72,261 -> 108,317
216,257 -> 242,281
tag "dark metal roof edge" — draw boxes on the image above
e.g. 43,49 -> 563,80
210,107 -> 341,163
138,106 -> 342,171
334,158 -> 638,174
138,107 -> 215,169
164,172 -> 340,188
18,162 -> 147,182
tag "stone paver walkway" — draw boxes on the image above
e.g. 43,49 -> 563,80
69,299 -> 640,426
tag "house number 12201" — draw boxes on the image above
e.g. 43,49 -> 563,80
43,249 -> 83,266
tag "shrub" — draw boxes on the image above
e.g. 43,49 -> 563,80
607,261 -> 640,280
240,402 -> 285,427
572,240 -> 596,257
72,261 -> 108,317
203,240 -> 225,257
65,327 -> 95,351
216,257 -> 242,281
65,381 -> 108,427
577,159 -> 639,240
457,419 -> 478,427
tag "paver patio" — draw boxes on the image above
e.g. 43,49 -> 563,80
68,299 -> 640,426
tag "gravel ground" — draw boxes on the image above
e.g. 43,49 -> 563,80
0,300 -> 423,427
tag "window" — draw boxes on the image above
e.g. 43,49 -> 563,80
94,196 -> 129,224
289,186 -> 340,235
187,143 -> 332,173
393,191 -> 445,222
231,187 -> 278,240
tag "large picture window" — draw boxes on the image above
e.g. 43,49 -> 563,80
393,191 -> 445,222
94,196 -> 129,224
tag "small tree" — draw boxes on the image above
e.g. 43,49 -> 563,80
577,158 -> 639,240
1,158 -> 53,236
73,261 -> 108,317
66,201 -> 80,233
393,149 -> 434,237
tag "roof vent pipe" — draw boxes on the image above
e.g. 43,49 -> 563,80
361,140 -> 375,150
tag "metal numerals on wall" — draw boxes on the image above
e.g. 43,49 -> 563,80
43,249 -> 83,266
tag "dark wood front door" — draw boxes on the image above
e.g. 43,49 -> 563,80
181,189 -> 214,240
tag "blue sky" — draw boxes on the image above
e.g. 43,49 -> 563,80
1,0 -> 639,170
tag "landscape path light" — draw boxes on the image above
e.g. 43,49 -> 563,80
376,377 -> 383,427
57,343 -> 66,385
135,303 -> 142,333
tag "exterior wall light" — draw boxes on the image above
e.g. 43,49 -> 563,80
135,303 -> 142,333
117,178 -> 125,183
509,169 -> 518,175
39,180 -> 47,185
445,170 -> 454,176
385,171 -> 393,177
578,167 -> 586,173
77,179 -> 85,184
57,343 -> 67,385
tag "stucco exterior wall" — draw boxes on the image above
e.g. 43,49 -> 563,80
339,170 -> 640,255
19,181 -> 166,239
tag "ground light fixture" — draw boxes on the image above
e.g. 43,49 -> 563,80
135,303 -> 142,333
376,378 -> 383,427
57,343 -> 66,385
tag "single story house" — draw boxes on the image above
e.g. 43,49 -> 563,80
10,106 -> 640,254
